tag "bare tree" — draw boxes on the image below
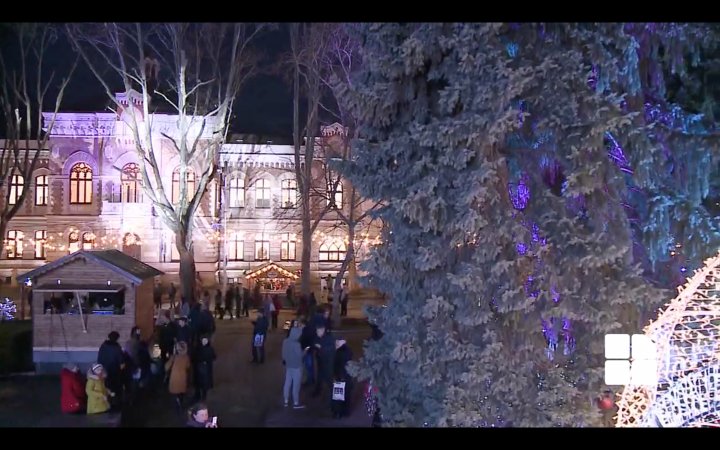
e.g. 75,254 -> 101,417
0,23 -> 77,255
288,23 -> 339,296
67,23 -> 262,303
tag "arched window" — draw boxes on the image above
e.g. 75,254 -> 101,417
319,240 -> 346,261
228,176 -> 245,208
6,230 -> 23,259
69,162 -> 93,204
68,230 -> 80,254
229,232 -> 244,261
122,233 -> 141,259
255,178 -> 271,209
326,175 -> 343,209
171,167 -> 196,204
280,233 -> 296,261
82,232 -> 95,250
255,232 -> 270,261
281,179 -> 297,208
121,163 -> 141,203
8,174 -> 24,205
35,175 -> 48,206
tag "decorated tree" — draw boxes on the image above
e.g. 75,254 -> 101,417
338,23 -> 720,427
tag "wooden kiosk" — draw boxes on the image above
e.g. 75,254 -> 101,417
18,249 -> 163,374
245,261 -> 299,297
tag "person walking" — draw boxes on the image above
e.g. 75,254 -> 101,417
193,336 -> 216,402
251,310 -> 269,364
166,341 -> 191,411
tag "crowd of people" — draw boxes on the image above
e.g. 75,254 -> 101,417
58,279 -> 364,426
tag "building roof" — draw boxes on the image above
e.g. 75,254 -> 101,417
17,249 -> 163,285
32,283 -> 126,293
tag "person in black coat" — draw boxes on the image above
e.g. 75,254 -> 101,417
224,287 -> 234,320
97,331 -> 125,401
312,324 -> 335,397
234,285 -> 242,318
193,336 -> 217,401
251,310 -> 269,363
175,316 -> 192,344
332,338 -> 353,418
300,319 -> 316,386
196,303 -> 216,338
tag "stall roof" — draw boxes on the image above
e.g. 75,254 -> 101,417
32,283 -> 125,293
18,249 -> 163,285
245,261 -> 299,280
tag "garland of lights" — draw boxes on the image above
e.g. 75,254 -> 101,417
616,251 -> 720,427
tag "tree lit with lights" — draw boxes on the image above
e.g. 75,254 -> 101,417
338,23 -> 720,427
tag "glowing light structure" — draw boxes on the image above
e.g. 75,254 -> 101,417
616,251 -> 720,427
0,298 -> 16,321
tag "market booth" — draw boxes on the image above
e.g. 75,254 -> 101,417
18,249 -> 163,374
245,261 -> 299,299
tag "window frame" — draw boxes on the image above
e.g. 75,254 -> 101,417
35,175 -> 49,206
69,162 -> 93,205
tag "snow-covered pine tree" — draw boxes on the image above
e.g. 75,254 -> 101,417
337,23 -> 720,427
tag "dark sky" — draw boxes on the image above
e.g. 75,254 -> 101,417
1,24 -> 296,139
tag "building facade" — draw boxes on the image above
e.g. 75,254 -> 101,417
0,93 -> 378,293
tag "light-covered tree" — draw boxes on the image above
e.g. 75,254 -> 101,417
67,23 -> 262,303
338,23 -> 720,427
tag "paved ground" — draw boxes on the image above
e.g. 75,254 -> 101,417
0,299 -> 379,428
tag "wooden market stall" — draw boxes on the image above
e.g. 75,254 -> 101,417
18,249 -> 163,374
245,261 -> 299,297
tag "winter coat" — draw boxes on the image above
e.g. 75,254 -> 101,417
315,332 -> 336,375
180,302 -> 191,318
282,328 -> 304,369
60,368 -> 86,414
159,324 -> 176,356
333,343 -> 353,380
224,290 -> 233,309
299,323 -> 316,350
85,375 -> 110,415
166,353 -> 191,394
186,419 -> 208,428
175,324 -> 191,344
194,344 -> 217,390
124,338 -> 141,367
272,296 -> 282,313
196,310 -> 215,336
97,340 -> 124,377
253,316 -> 269,336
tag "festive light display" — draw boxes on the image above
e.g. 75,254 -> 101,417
616,251 -> 720,427
0,298 -> 17,321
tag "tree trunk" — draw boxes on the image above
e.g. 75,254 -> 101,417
301,213 -> 312,296
331,227 -> 354,328
176,232 -> 197,306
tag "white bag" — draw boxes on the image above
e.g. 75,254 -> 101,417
332,381 -> 346,401
253,333 -> 265,347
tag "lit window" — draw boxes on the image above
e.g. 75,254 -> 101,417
6,230 -> 23,259
121,163 -> 141,203
9,174 -> 24,205
229,232 -> 244,261
69,163 -> 93,204
35,175 -> 48,206
255,232 -> 269,261
82,232 -> 95,250
319,240 -> 346,261
34,230 -> 46,259
171,167 -> 196,204
68,230 -> 80,253
281,179 -> 297,208
228,176 -> 245,208
255,178 -> 271,209
280,233 -> 296,261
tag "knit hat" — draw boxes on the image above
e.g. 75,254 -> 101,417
91,363 -> 104,375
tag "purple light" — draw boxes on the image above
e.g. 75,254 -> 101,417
508,176 -> 530,210
680,266 -> 687,273
551,286 -> 560,303
516,242 -> 528,256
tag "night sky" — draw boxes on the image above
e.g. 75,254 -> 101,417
1,24 -> 296,139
